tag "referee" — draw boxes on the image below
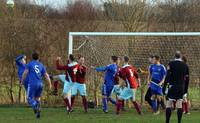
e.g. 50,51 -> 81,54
165,51 -> 188,123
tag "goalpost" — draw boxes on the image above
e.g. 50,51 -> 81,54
68,32 -> 200,108
68,32 -> 200,54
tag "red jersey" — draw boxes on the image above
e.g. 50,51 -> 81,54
76,65 -> 87,84
119,64 -> 139,89
56,60 -> 78,83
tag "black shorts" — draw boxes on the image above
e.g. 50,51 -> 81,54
167,85 -> 184,100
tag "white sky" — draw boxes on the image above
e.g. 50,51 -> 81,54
24,0 -> 185,10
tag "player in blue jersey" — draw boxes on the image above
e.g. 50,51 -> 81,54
22,52 -> 52,119
16,55 -> 29,91
91,56 -> 118,113
148,55 -> 166,115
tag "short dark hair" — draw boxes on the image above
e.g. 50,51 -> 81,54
69,54 -> 75,61
153,55 -> 160,61
149,55 -> 154,59
175,51 -> 181,59
32,52 -> 39,60
182,55 -> 187,63
111,56 -> 118,62
124,56 -> 129,62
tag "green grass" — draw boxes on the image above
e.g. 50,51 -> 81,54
0,106 -> 199,123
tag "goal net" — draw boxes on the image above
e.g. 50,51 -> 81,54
69,32 -> 200,108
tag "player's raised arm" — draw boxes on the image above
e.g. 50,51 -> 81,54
15,55 -> 25,65
56,57 -> 68,70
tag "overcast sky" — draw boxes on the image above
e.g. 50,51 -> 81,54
30,0 -> 105,9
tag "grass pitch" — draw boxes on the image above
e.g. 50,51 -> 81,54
0,106 -> 199,123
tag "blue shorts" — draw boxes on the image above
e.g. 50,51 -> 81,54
150,82 -> 163,95
72,82 -> 87,96
102,84 -> 114,97
58,75 -> 73,94
27,84 -> 43,98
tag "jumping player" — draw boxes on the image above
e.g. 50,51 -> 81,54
165,51 -> 188,123
56,54 -> 79,113
16,55 -> 29,91
92,56 -> 118,113
148,55 -> 166,115
51,74 -> 72,110
71,56 -> 88,113
21,52 -> 52,118
116,56 -> 142,115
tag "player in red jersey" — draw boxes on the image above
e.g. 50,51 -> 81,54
116,56 -> 142,115
71,56 -> 88,113
56,54 -> 79,113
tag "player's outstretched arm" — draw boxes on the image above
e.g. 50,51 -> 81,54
21,69 -> 28,86
93,66 -> 107,72
56,57 -> 68,70
44,73 -> 52,90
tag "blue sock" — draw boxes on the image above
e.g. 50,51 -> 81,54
109,98 -> 116,105
28,97 -> 37,110
102,98 -> 108,111
152,99 -> 157,112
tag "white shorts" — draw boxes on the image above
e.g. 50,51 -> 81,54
72,82 -> 87,96
58,75 -> 73,94
118,88 -> 136,101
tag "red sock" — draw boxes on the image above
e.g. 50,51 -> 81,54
122,100 -> 125,108
116,100 -> 122,114
71,96 -> 75,108
54,81 -> 59,91
63,98 -> 71,111
182,102 -> 186,112
185,102 -> 189,113
173,101 -> 176,110
132,101 -> 141,114
82,96 -> 88,112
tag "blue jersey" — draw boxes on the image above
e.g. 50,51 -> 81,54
96,63 -> 118,87
26,60 -> 46,85
15,55 -> 26,80
150,64 -> 167,83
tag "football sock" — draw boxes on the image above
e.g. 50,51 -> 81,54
185,102 -> 189,113
122,100 -> 125,108
177,108 -> 183,123
132,101 -> 141,114
82,96 -> 88,112
28,97 -> 37,110
109,98 -> 116,105
71,96 -> 75,108
160,99 -> 166,109
157,100 -> 160,110
102,98 -> 108,111
152,99 -> 157,112
166,108 -> 171,123
63,98 -> 71,111
116,100 -> 122,114
53,81 -> 59,91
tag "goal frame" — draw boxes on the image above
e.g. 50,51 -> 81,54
68,32 -> 200,55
